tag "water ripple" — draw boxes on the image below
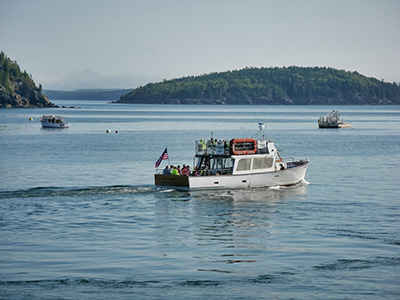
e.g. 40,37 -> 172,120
314,256 -> 400,271
0,185 -> 158,199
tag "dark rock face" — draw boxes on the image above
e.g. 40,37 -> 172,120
0,51 -> 58,108
0,82 -> 57,108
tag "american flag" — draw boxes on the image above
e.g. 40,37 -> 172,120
155,148 -> 168,168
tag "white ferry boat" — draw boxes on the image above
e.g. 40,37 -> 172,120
318,110 -> 351,128
40,115 -> 69,128
154,123 -> 309,191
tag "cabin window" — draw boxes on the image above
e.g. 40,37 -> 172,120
196,156 -> 234,175
236,158 -> 251,171
252,157 -> 274,169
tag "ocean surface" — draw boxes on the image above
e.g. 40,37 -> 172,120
1,102 -> 399,299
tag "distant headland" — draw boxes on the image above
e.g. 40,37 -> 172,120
0,51 -> 57,108
44,89 -> 132,101
116,67 -> 400,105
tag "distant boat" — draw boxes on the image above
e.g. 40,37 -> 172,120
154,123 -> 309,191
318,110 -> 351,128
40,115 -> 69,128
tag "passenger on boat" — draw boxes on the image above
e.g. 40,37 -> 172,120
207,138 -> 217,154
204,156 -> 210,168
200,139 -> 206,152
171,166 -> 180,175
162,165 -> 171,175
181,165 -> 190,176
191,166 -> 199,176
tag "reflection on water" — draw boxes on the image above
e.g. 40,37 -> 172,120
190,183 -> 308,204
154,184 -> 310,274
159,180 -> 308,204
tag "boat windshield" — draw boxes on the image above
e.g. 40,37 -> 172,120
195,155 -> 233,176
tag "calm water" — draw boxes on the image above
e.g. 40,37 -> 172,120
1,102 -> 399,299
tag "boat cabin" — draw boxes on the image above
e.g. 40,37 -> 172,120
193,138 -> 283,176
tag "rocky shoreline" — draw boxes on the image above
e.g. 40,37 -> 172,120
0,82 -> 57,108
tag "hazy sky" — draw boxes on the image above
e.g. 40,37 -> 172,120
1,0 -> 399,90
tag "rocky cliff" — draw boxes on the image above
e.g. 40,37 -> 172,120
0,82 -> 57,108
0,51 -> 57,108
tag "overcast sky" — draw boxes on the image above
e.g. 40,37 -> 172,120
1,0 -> 399,90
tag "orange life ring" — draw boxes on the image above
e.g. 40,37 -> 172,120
230,138 -> 257,155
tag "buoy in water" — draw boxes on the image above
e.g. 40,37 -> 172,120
29,118 -> 33,121
115,130 -> 118,133
106,129 -> 111,133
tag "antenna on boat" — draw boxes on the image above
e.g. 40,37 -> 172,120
258,122 -> 265,139
251,122 -> 267,140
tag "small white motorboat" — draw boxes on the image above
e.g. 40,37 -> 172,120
318,110 -> 351,128
154,123 -> 309,191
40,115 -> 69,128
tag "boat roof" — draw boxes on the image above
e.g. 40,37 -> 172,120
42,115 -> 64,118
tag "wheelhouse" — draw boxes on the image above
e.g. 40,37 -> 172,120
193,138 -> 282,176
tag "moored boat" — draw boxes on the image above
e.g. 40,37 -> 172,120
154,123 -> 309,191
318,110 -> 351,128
40,115 -> 69,128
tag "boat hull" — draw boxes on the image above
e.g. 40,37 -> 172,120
155,160 -> 309,191
318,122 -> 351,128
41,121 -> 69,128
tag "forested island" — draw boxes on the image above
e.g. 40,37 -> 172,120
117,67 -> 400,105
0,51 -> 56,108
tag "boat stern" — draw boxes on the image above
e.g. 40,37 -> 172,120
154,174 -> 190,190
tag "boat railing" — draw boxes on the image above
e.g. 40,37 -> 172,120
282,157 -> 295,162
195,140 -> 230,155
320,110 -> 341,123
155,167 -> 232,176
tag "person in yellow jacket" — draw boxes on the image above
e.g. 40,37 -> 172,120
171,166 -> 180,175
200,139 -> 207,153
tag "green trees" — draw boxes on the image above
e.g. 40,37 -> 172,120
118,66 -> 400,105
0,51 -> 38,94
1,51 -> 55,108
